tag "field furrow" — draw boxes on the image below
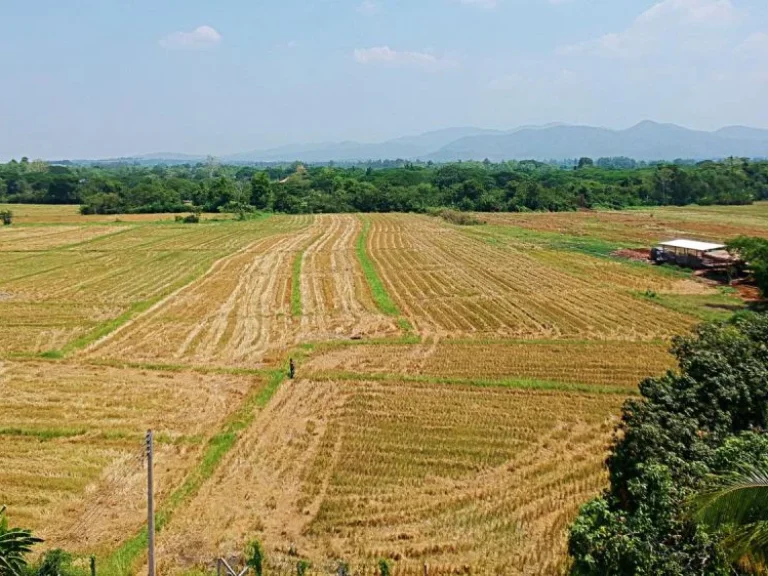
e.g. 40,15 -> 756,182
0,360 -> 261,553
152,378 -> 621,575
89,223 -> 316,366
299,214 -> 397,341
367,214 -> 696,339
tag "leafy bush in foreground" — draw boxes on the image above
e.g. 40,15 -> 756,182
568,313 -> 768,575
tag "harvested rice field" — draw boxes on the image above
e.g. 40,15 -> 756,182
0,204 -> 756,575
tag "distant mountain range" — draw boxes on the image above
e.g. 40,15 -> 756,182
123,121 -> 768,164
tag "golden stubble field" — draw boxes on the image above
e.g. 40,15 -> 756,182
1,203 -> 763,575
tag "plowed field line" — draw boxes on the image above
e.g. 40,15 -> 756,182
152,379 -> 349,570
86,222 -> 318,365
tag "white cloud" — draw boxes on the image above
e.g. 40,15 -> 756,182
735,32 -> 768,59
276,40 -> 299,50
559,0 -> 740,58
353,46 -> 458,70
159,25 -> 222,50
457,0 -> 499,9
357,1 -> 380,15
636,0 -> 737,26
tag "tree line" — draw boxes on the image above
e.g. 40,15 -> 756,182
1,157 -> 767,215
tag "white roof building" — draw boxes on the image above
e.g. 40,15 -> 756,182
658,239 -> 726,253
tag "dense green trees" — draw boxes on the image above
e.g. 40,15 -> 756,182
1,158 -> 766,215
568,313 -> 768,575
729,237 -> 768,297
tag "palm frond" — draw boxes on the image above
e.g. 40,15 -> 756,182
693,466 -> 768,527
0,506 -> 43,576
720,521 -> 768,567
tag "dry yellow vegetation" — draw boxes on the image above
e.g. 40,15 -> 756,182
89,215 -> 397,368
0,215 -> 306,353
0,204 -> 749,575
302,339 -> 675,390
0,359 -> 263,556
366,214 -> 695,339
478,201 -> 768,244
153,378 -> 622,575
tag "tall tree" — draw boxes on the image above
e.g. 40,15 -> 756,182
250,172 -> 272,209
729,237 -> 768,297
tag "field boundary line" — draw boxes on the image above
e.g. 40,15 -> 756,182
355,216 -> 414,335
355,216 -> 400,317
55,224 -> 137,251
82,357 -> 269,377
309,370 -> 637,396
101,369 -> 286,576
70,217 -> 303,357
291,248 -> 305,318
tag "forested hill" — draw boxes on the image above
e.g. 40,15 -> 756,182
1,157 -> 767,215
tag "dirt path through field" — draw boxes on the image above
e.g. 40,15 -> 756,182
299,214 -> 397,342
152,379 -> 349,574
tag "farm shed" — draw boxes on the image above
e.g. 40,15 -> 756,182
651,239 -> 733,269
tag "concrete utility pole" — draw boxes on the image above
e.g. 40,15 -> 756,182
146,430 -> 155,576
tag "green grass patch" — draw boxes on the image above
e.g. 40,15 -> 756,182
39,349 -> 64,359
312,370 -> 635,396
356,217 -> 400,317
291,249 -> 304,317
469,224 -> 630,259
101,370 -> 286,576
636,288 -> 745,322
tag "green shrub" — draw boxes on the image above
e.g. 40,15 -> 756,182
0,210 -> 12,225
377,559 -> 391,576
179,212 -> 200,224
429,207 -> 482,226
36,549 -> 77,576
246,540 -> 264,576
296,560 -> 310,576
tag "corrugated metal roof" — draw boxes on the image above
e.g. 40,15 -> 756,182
659,239 -> 726,252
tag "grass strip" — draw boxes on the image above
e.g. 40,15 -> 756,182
83,357 -> 268,377
311,370 -> 636,396
356,216 -> 400,317
56,272 -> 201,357
0,427 -> 87,440
634,289 -> 745,322
291,249 -> 304,317
101,370 -> 286,576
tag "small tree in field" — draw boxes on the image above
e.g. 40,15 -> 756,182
0,210 -> 12,225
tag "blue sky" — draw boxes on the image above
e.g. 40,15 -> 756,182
1,0 -> 767,159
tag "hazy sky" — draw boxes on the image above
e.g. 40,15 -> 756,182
1,0 -> 767,159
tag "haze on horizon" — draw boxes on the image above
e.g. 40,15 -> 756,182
1,0 -> 767,161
